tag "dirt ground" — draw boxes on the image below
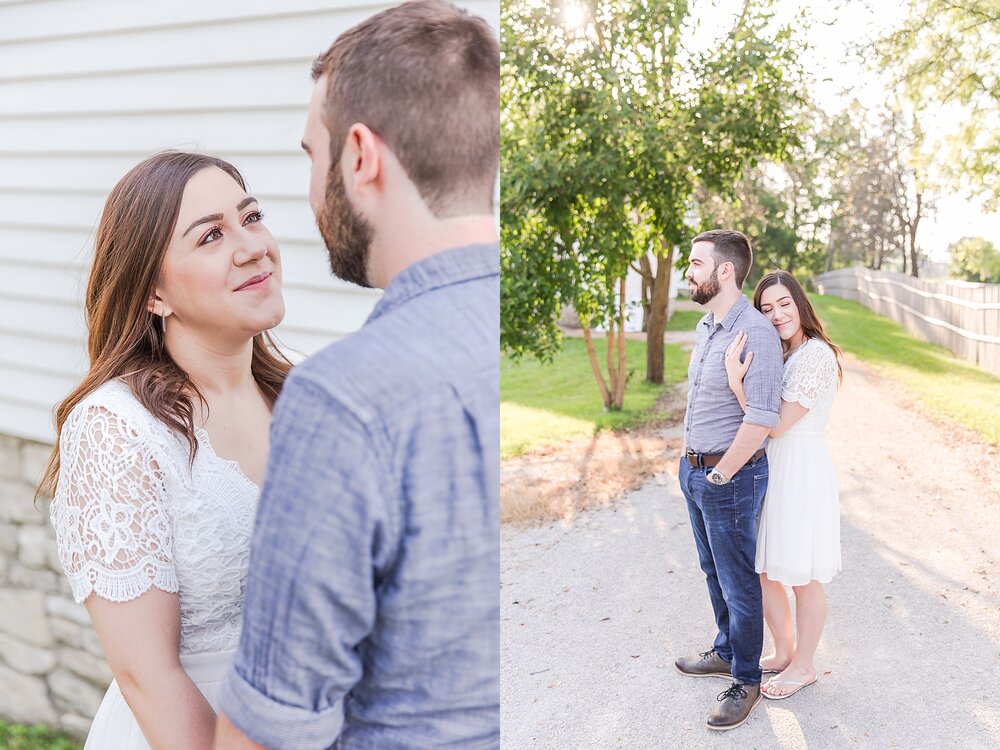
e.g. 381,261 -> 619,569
500,318 -> 696,527
500,354 -> 1000,749
500,382 -> 687,527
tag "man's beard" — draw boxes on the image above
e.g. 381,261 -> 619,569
315,164 -> 375,288
690,267 -> 721,305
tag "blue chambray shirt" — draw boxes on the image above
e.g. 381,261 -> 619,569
684,295 -> 783,453
218,243 -> 500,750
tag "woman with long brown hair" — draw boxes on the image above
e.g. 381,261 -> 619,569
39,151 -> 291,749
723,270 -> 843,702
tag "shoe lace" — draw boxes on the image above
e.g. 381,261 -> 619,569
717,683 -> 747,703
698,648 -> 717,659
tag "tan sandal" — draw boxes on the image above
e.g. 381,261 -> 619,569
761,675 -> 817,700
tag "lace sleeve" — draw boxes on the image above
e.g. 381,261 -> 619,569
50,400 -> 178,604
782,342 -> 838,409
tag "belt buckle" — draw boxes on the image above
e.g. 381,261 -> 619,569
685,449 -> 702,468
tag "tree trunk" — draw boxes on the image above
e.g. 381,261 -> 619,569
645,241 -> 674,384
639,254 -> 653,333
612,276 -> 627,409
909,192 -> 922,277
605,314 -> 618,408
581,325 -> 612,409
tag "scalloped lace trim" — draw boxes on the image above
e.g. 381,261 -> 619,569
67,559 -> 179,604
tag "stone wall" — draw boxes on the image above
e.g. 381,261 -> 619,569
0,434 -> 110,740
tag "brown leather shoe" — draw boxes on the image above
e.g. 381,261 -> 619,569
674,648 -> 732,678
706,682 -> 761,731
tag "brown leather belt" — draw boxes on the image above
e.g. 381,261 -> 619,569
686,448 -> 766,469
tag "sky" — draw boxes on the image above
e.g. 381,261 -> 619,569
687,0 -> 1000,265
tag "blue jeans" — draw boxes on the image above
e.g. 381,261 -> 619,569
678,454 -> 768,685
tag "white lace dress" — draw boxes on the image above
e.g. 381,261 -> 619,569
755,339 -> 841,586
49,379 -> 260,749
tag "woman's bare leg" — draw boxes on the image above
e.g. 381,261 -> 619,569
759,573 -> 794,671
764,580 -> 826,696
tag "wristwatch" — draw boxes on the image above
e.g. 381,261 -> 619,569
707,468 -> 730,485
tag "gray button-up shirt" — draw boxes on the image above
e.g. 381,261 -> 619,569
683,295 -> 783,454
218,243 -> 500,749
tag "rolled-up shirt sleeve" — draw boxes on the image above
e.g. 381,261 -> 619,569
218,373 -> 395,749
741,323 -> 783,428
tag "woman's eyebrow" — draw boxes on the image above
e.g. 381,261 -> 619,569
183,197 -> 258,237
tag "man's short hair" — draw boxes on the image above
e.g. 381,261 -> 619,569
311,0 -> 499,216
692,229 -> 753,287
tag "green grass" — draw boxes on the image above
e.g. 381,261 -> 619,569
811,293 -> 1000,445
501,337 -> 688,458
0,722 -> 81,750
665,309 -> 704,332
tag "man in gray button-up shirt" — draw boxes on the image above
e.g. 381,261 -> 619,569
673,230 -> 783,732
215,2 -> 500,748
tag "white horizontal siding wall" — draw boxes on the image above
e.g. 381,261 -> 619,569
0,0 -> 499,443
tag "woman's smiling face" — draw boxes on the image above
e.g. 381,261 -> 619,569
758,283 -> 802,342
152,167 -> 285,341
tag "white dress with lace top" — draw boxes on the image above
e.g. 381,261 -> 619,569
50,378 -> 260,748
755,338 -> 842,586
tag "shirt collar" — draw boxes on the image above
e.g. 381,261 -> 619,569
366,242 -> 499,324
702,294 -> 750,332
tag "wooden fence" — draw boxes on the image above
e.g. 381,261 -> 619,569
814,267 -> 1000,377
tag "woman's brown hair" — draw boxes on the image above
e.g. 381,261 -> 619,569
37,151 -> 292,498
753,270 -> 844,383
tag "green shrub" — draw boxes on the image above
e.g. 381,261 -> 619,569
0,722 -> 82,750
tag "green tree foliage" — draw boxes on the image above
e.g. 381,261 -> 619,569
949,236 -> 1000,283
824,107 -> 900,271
696,107 -> 834,287
502,0 -> 804,403
876,0 -> 1000,209
804,102 -> 932,277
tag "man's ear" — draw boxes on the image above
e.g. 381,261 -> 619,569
343,123 -> 382,196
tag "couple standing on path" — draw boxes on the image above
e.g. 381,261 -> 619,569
675,230 -> 844,731
39,2 -> 500,748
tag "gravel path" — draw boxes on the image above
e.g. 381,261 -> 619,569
500,355 -> 1000,749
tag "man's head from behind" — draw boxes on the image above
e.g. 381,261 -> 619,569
687,229 -> 753,304
302,0 -> 500,288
